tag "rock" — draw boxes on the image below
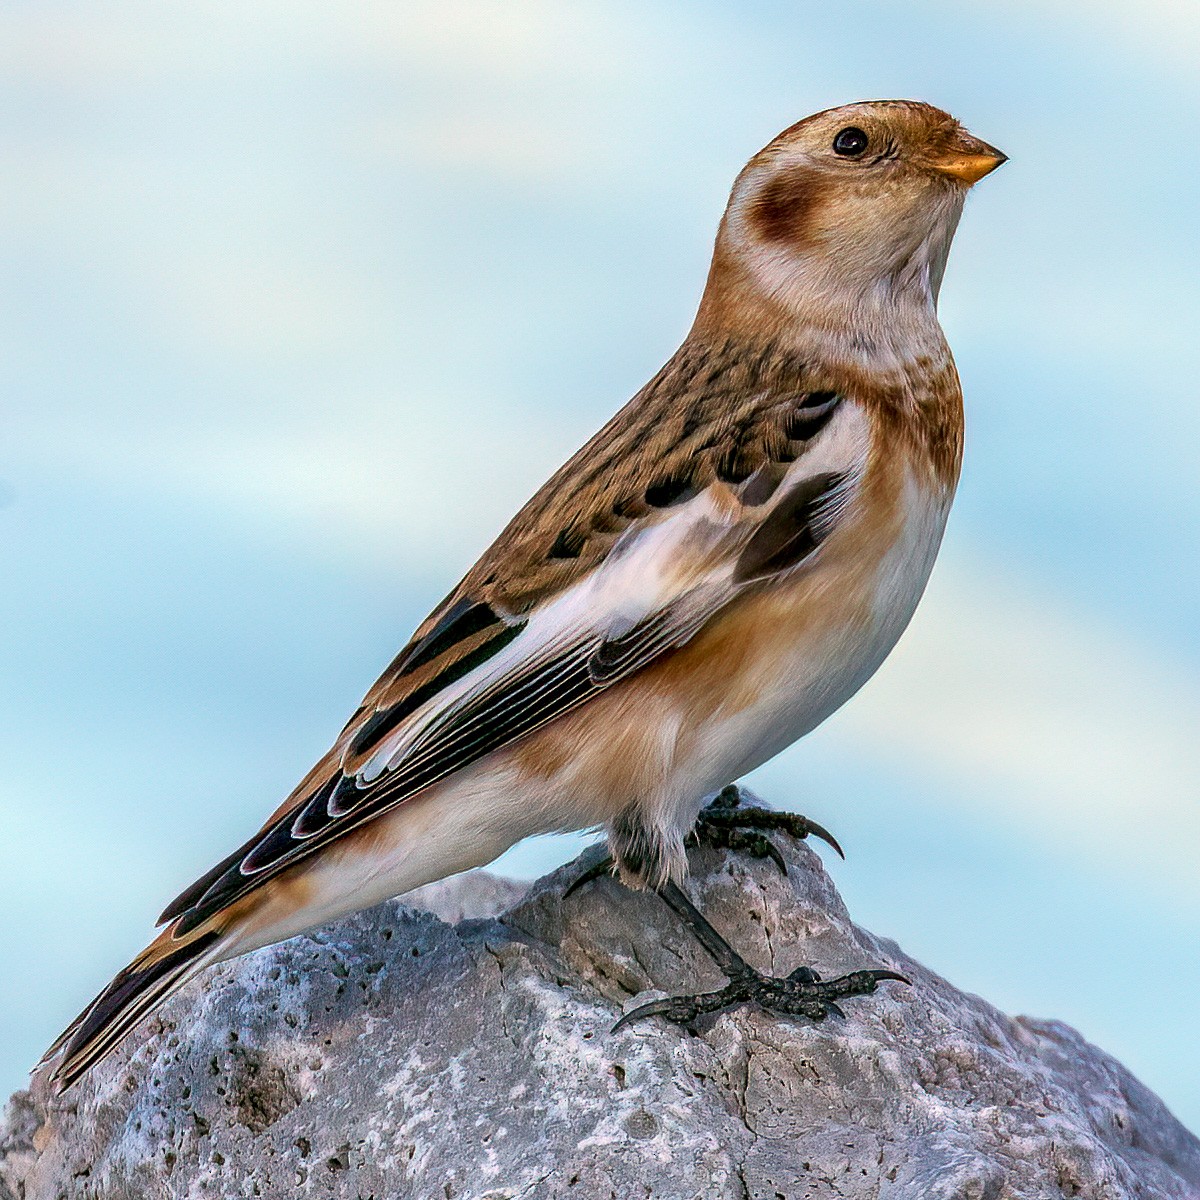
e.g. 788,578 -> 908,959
398,870 -> 529,927
4,812 -> 1199,1200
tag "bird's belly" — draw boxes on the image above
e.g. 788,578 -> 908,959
670,475 -> 953,801
498,471 -> 955,850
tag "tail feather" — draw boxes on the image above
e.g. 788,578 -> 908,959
41,929 -> 222,1093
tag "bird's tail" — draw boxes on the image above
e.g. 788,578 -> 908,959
39,924 -> 225,1093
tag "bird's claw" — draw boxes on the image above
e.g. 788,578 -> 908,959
612,964 -> 908,1032
564,854 -> 616,900
702,827 -> 788,874
689,785 -> 845,867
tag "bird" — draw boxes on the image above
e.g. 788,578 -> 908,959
42,99 -> 1004,1091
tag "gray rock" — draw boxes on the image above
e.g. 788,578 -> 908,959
4,821 -> 1198,1200
399,869 -> 529,926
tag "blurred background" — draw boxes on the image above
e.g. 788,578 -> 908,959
3,0 -> 1199,1126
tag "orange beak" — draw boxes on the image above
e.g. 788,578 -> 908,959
929,135 -> 1007,185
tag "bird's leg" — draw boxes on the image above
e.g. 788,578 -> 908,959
689,784 -> 844,873
612,880 -> 907,1031
564,785 -> 841,899
565,806 -> 903,1029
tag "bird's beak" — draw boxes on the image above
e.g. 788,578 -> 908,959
928,135 -> 1007,186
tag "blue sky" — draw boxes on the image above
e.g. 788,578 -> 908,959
2,0 -> 1199,1128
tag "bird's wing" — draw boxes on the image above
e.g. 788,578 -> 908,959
161,342 -> 871,936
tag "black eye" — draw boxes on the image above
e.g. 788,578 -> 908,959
833,127 -> 869,157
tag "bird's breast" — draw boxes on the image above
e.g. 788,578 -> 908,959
505,424 -> 955,828
666,460 -> 955,784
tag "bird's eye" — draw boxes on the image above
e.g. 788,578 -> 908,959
833,127 -> 869,157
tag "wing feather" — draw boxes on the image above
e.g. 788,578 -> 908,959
174,577 -> 728,932
165,341 -> 871,936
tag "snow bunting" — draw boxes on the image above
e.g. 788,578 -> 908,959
44,100 -> 1004,1089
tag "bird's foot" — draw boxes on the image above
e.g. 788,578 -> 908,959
688,784 -> 844,873
563,785 -> 842,900
612,962 -> 907,1032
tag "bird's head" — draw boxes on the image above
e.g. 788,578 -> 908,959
694,100 -> 1005,342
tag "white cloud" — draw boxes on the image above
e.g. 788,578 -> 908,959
7,397 -> 575,571
830,548 -> 1200,898
994,0 -> 1200,71
0,0 -> 652,89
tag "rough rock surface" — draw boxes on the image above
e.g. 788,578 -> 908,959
4,813 -> 1199,1200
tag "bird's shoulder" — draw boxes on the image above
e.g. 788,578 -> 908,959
335,337 -> 848,753
350,331 -> 963,745
462,337 -> 852,608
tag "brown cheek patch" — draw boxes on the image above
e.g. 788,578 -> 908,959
748,168 -> 827,246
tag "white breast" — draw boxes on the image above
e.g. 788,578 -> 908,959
688,470 -> 954,795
